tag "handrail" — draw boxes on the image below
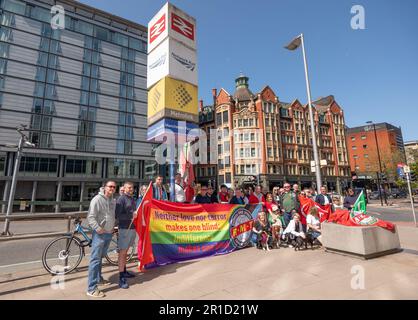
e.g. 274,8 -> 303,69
0,211 -> 88,221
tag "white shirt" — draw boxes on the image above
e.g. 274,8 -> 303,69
170,183 -> 185,203
323,194 -> 330,205
283,220 -> 305,237
307,214 -> 320,231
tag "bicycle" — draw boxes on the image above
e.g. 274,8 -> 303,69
42,217 -> 135,275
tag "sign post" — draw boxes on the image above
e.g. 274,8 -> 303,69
404,165 -> 417,227
147,3 -> 198,198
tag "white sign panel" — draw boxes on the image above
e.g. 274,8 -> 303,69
148,2 -> 197,54
147,37 -> 198,88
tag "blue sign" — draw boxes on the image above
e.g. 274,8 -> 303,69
397,167 -> 405,177
147,118 -> 199,142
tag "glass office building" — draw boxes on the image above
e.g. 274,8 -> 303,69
0,0 -> 154,212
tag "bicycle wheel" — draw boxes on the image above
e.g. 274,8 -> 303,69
104,233 -> 136,265
42,235 -> 83,275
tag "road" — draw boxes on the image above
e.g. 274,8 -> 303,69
0,201 -> 416,275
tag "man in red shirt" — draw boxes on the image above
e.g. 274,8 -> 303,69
218,184 -> 229,203
254,185 -> 266,203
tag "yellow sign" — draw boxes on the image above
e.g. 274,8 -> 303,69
148,76 -> 198,125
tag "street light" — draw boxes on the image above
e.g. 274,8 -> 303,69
1,125 -> 35,236
366,121 -> 387,206
285,34 -> 322,194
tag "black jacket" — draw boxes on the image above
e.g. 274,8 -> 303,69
315,194 -> 332,206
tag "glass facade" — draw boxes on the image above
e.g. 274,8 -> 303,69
0,0 -> 153,210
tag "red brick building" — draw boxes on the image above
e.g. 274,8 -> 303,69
346,123 -> 406,182
197,74 -> 351,192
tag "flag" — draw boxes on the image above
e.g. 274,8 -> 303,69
350,190 -> 367,216
326,191 -> 395,231
179,142 -> 195,203
299,195 -> 332,224
284,34 -> 302,50
133,181 -> 154,271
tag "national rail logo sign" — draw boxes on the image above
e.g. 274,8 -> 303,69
171,13 -> 194,41
149,14 -> 166,44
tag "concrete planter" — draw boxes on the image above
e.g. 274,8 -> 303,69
322,222 -> 402,259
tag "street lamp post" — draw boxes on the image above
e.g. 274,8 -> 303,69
366,121 -> 387,206
285,34 -> 322,194
1,125 -> 35,236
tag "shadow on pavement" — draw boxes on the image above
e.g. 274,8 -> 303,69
103,260 -> 198,294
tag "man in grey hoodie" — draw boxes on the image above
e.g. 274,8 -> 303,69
86,180 -> 117,298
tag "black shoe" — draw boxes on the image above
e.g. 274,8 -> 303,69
123,270 -> 136,278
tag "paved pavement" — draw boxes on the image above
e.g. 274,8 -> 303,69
1,225 -> 418,300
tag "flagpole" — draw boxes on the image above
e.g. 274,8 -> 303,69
300,33 -> 322,194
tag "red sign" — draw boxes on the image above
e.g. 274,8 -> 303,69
171,13 -> 194,41
150,14 -> 166,44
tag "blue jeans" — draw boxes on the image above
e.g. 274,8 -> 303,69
284,212 -> 293,227
87,231 -> 113,292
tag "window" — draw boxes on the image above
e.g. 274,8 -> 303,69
216,112 -> 222,126
361,135 -> 366,140
352,146 -> 357,150
351,137 -> 355,141
75,20 -> 94,36
222,111 -> 228,123
3,0 -> 26,15
364,154 -> 369,158
0,43 -> 9,58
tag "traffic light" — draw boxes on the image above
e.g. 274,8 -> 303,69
411,172 -> 416,182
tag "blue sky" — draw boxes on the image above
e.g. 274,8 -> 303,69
81,0 -> 418,141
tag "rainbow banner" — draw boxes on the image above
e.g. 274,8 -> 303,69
140,200 -> 262,267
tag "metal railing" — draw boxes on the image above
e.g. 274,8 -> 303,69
0,211 -> 88,240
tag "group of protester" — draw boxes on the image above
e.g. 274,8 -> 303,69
85,174 -> 360,298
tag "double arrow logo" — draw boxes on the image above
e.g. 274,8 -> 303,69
171,13 -> 194,41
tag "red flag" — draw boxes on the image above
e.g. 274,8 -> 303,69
133,181 -> 154,271
299,195 -> 332,224
327,209 -> 395,231
179,143 -> 195,203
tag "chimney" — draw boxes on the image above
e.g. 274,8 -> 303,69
212,88 -> 217,106
199,99 -> 203,111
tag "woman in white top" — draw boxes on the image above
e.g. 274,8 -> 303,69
283,213 -> 305,247
306,206 -> 322,243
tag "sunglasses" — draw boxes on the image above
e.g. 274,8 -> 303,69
106,185 -> 116,189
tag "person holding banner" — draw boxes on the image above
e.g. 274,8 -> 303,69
229,188 -> 245,204
152,175 -> 168,201
218,184 -> 230,203
136,185 -> 148,208
171,173 -> 186,203
115,181 -> 137,289
207,186 -> 219,204
194,185 -> 212,204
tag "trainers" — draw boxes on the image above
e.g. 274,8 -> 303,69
86,289 -> 105,298
123,270 -> 135,278
98,278 -> 111,286
119,277 -> 129,289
